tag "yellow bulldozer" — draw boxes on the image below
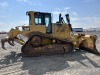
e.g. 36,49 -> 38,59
1,11 -> 99,56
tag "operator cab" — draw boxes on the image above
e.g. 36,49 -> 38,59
34,12 -> 52,33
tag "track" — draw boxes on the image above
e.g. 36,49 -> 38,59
21,34 -> 74,56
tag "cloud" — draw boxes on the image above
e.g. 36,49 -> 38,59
71,12 -> 78,16
31,1 -> 46,7
55,8 -> 61,11
64,7 -> 70,10
52,9 -> 68,15
16,0 -> 44,7
91,17 -> 100,26
52,7 -> 99,28
52,7 -> 78,20
0,19 -> 29,32
16,0 -> 30,2
71,17 -> 100,21
71,17 -> 80,21
52,7 -> 77,16
33,2 -> 42,6
0,1 -> 8,8
52,8 -> 100,28
52,11 -> 60,15
52,7 -> 78,23
71,17 -> 100,28
0,22 -> 5,26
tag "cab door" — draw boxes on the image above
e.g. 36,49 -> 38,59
45,14 -> 52,33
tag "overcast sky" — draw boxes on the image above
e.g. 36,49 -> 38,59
0,0 -> 100,31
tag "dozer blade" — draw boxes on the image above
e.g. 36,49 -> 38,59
79,34 -> 99,54
72,34 -> 99,54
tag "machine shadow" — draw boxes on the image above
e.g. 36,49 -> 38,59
0,50 -> 100,75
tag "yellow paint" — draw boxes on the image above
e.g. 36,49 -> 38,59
7,11 -> 97,52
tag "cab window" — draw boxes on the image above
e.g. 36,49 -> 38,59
34,12 -> 52,33
35,18 -> 42,25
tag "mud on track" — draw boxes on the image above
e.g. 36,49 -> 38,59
0,32 -> 100,75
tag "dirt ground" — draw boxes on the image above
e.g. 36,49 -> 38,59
0,32 -> 100,75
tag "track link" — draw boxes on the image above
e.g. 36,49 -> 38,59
21,34 -> 74,56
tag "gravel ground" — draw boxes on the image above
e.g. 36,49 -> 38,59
0,32 -> 100,75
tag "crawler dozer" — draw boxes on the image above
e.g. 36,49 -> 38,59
1,11 -> 99,56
